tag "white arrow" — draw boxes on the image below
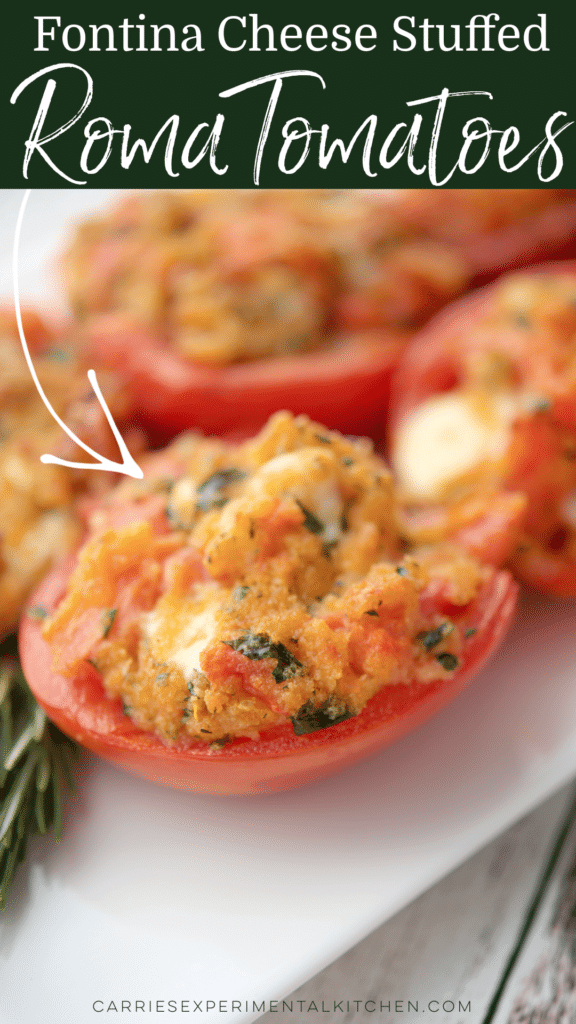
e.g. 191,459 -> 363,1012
13,189 -> 143,480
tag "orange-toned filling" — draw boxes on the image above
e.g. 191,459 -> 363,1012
64,189 -> 574,368
44,412 -> 489,745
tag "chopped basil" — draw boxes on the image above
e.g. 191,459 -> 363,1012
295,500 -> 324,535
322,539 -> 338,560
417,623 -> 453,651
27,605 -> 48,622
101,608 -> 117,638
315,434 -> 330,444
232,585 -> 250,602
165,503 -> 194,531
196,468 -> 247,512
396,565 -> 409,577
465,628 -> 477,639
365,609 -> 379,617
514,314 -> 531,329
341,457 -> 354,467
45,347 -> 71,363
291,696 -> 353,735
224,632 -> 304,684
210,735 -> 231,750
436,652 -> 459,671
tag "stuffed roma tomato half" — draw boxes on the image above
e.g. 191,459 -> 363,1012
390,263 -> 576,596
63,189 -> 576,441
20,413 -> 517,795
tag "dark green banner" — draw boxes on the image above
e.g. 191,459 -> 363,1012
2,1 -> 574,187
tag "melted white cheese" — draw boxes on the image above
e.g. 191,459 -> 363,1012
220,448 -> 345,543
393,392 -> 517,500
145,591 -> 220,678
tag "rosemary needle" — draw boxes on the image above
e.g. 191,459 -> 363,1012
0,661 -> 77,910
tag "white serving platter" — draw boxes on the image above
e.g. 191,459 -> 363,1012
1,190 -> 576,1024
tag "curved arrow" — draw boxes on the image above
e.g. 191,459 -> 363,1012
13,189 -> 143,479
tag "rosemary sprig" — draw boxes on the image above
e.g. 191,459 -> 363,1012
0,660 -> 77,910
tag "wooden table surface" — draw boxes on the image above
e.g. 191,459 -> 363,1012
258,782 -> 576,1024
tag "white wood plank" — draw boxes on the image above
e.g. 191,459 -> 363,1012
490,786 -> 576,1023
257,786 -> 575,1024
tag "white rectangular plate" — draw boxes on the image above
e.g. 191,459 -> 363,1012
1,190 -> 575,1024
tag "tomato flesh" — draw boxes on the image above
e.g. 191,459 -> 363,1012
20,561 -> 517,796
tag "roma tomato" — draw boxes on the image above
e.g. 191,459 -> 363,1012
337,189 -> 576,330
68,189 -> 576,441
389,262 -> 576,596
19,410 -> 520,796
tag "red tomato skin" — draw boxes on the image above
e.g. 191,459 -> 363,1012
20,561 -> 517,796
82,323 -> 405,442
459,199 -> 576,285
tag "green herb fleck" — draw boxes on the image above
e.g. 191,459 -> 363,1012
101,608 -> 117,639
465,628 -> 477,639
514,314 -> 531,329
291,696 -> 353,735
165,503 -> 195,531
531,397 -> 551,414
396,566 -> 409,577
210,735 -> 231,750
315,434 -> 330,444
417,623 -> 453,651
45,347 -> 71,363
196,468 -> 247,512
224,632 -> 304,684
365,610 -> 379,617
232,585 -> 250,602
436,652 -> 459,671
27,606 -> 48,622
342,457 -> 354,467
295,501 -> 324,535
321,539 -> 338,560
